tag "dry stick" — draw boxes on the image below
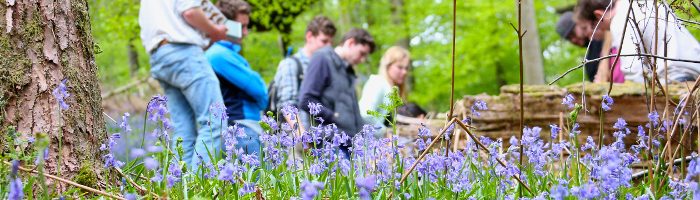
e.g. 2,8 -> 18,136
511,0 -> 526,197
454,120 -> 533,194
660,78 -> 700,177
4,161 -> 126,200
445,0 -> 457,159
113,168 -> 159,198
388,118 -> 457,199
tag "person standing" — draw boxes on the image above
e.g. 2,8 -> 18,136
298,28 -> 376,156
359,46 -> 411,138
205,0 -> 265,157
139,0 -> 228,167
270,16 -> 337,128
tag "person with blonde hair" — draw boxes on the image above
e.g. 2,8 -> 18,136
359,46 -> 411,138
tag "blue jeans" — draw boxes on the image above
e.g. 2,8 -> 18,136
231,119 -> 262,158
149,43 -> 225,167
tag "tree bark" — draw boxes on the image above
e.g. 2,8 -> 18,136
0,0 -> 105,190
520,0 -> 545,84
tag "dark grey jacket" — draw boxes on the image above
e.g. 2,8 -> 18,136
298,46 -> 364,136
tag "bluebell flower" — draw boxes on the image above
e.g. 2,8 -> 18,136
119,112 -> 132,134
7,160 -> 22,200
262,115 -> 279,131
470,99 -> 487,117
124,193 -> 137,200
35,147 -> 49,165
686,154 -> 700,181
146,145 -> 163,153
209,103 -> 228,122
550,180 -> 569,200
52,79 -> 70,110
581,136 -> 596,151
143,157 -> 159,170
668,179 -> 689,199
308,102 -> 322,116
549,124 -> 560,139
146,95 -> 169,123
166,160 -> 181,188
241,154 -> 260,167
238,182 -> 256,196
614,118 -> 627,130
601,95 -> 613,111
355,175 -> 377,200
130,148 -> 146,159
562,93 -> 575,109
648,111 -> 659,127
281,104 -> 299,120
301,180 -> 324,200
571,181 -> 599,199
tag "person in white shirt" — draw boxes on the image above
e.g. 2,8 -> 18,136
574,0 -> 700,83
139,0 -> 229,168
359,46 -> 411,138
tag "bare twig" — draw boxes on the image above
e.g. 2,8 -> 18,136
4,161 -> 126,200
513,0 -> 526,197
548,53 -> 700,85
113,167 -> 159,198
101,76 -> 152,99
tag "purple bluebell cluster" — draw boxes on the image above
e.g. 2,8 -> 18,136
82,91 -> 700,199
52,79 -> 70,110
562,93 -> 575,109
601,95 -> 613,111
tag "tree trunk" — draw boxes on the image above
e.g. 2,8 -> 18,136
0,0 -> 105,191
391,0 -> 415,96
127,38 -> 140,77
520,0 -> 545,84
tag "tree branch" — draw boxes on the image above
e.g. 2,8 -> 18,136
548,54 -> 700,85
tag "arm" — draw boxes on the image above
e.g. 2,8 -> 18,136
178,2 -> 227,42
594,31 -> 613,83
298,56 -> 335,124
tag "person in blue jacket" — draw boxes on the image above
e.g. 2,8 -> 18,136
205,0 -> 264,157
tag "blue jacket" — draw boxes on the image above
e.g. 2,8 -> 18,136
205,41 -> 268,121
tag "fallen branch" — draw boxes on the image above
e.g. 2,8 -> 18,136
548,54 -> 700,85
4,161 -> 126,200
101,76 -> 152,99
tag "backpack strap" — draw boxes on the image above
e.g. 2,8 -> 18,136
289,56 -> 303,89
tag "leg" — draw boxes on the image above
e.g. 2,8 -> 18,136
234,120 -> 262,157
180,55 -> 226,166
160,81 -> 198,166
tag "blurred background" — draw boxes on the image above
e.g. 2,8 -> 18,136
90,0 -> 700,113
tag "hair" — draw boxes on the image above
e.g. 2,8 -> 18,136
340,28 -> 376,53
573,0 -> 611,22
397,103 -> 426,118
306,16 -> 336,37
217,0 -> 252,21
378,46 -> 410,98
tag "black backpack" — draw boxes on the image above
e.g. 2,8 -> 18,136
266,56 -> 303,117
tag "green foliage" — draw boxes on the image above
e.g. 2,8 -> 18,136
90,0 -> 698,112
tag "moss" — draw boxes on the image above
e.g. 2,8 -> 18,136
73,162 -> 98,190
19,11 -> 43,42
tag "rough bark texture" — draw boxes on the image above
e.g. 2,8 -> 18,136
0,0 -> 105,190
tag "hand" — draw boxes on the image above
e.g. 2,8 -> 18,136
209,24 -> 228,42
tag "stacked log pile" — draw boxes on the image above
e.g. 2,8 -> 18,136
397,82 -> 699,153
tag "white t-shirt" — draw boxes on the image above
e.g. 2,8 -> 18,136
139,0 -> 226,53
359,74 -> 393,138
610,0 -> 700,83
